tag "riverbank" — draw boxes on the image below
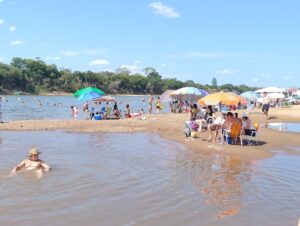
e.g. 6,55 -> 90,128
1,106 -> 300,161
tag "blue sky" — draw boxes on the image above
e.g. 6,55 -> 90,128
0,0 -> 299,87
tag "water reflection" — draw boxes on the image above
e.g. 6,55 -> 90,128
265,122 -> 300,133
177,153 -> 255,219
0,131 -> 299,226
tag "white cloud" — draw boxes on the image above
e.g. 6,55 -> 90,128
82,49 -> 106,55
89,59 -> 109,66
252,78 -> 259,82
133,60 -> 140,65
150,2 -> 180,18
166,52 -> 274,59
121,64 -> 139,71
261,74 -> 272,78
282,76 -> 293,80
10,40 -> 25,45
61,49 -> 107,57
215,68 -> 237,75
160,63 -> 174,68
103,68 -> 114,72
0,57 -> 5,62
0,19 -> 3,25
45,56 -> 61,61
9,26 -> 16,32
61,50 -> 79,57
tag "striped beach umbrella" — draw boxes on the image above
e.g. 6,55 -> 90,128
198,91 -> 247,106
73,87 -> 105,98
171,87 -> 208,101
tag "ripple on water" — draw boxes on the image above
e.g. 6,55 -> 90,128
0,131 -> 299,226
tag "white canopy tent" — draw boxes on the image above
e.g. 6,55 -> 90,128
267,93 -> 285,99
255,86 -> 287,94
255,86 -> 287,93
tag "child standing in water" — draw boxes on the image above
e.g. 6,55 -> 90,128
10,147 -> 50,178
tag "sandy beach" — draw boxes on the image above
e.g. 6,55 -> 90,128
1,106 -> 300,161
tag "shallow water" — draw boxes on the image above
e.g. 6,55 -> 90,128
0,132 -> 299,226
0,95 -> 164,121
267,122 -> 300,133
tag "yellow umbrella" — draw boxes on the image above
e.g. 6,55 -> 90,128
198,91 -> 247,106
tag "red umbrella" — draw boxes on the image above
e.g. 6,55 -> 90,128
94,95 -> 117,103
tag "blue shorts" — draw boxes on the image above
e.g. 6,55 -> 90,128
262,104 -> 269,112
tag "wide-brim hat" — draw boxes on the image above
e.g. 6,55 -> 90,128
27,147 -> 41,157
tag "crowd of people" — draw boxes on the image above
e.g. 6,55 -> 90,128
188,104 -> 258,145
71,99 -> 149,120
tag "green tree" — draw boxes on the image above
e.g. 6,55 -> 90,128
211,77 -> 217,87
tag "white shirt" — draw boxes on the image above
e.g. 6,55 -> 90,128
262,96 -> 270,105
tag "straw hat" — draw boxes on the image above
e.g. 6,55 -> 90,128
27,147 -> 41,157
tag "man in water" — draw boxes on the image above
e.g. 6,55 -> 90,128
148,95 -> 153,114
10,147 -> 50,178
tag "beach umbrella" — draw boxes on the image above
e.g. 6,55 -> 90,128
77,92 -> 103,101
255,86 -> 285,94
240,91 -> 259,101
94,95 -> 117,103
160,90 -> 174,103
267,93 -> 285,99
198,91 -> 247,106
170,87 -> 208,101
73,87 -> 105,98
13,91 -> 22,96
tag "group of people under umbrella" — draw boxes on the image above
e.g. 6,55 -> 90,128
160,87 -> 249,114
72,86 -> 251,119
72,87 -> 144,119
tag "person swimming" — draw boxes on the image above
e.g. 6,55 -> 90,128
10,147 -> 50,178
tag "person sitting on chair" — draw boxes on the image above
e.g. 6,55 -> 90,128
190,104 -> 204,121
241,113 -> 255,136
197,105 -> 214,131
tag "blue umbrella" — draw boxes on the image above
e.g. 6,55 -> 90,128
240,91 -> 259,101
171,87 -> 208,101
77,92 -> 103,101
160,90 -> 174,103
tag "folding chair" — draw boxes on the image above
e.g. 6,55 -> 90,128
222,122 -> 233,145
243,123 -> 260,145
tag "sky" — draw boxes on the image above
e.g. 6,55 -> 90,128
0,0 -> 299,87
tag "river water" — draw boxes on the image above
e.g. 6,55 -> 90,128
0,131 -> 299,226
0,95 -> 163,121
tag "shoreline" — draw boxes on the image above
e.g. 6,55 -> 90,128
0,93 -> 154,97
1,106 -> 300,161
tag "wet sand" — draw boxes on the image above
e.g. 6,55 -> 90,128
1,106 -> 300,160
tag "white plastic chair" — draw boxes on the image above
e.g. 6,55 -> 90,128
243,123 -> 261,145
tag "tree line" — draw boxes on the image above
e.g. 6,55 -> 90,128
0,57 -> 257,95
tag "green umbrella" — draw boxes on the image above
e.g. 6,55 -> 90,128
73,87 -> 105,98
13,91 -> 23,96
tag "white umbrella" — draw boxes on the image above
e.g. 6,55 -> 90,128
255,86 -> 285,93
160,90 -> 174,103
171,87 -> 208,101
267,93 -> 285,99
